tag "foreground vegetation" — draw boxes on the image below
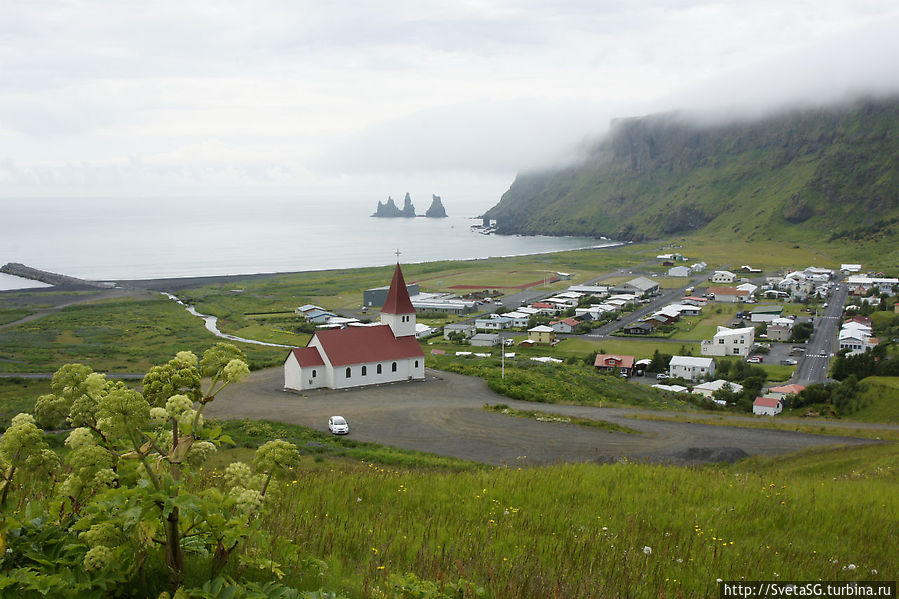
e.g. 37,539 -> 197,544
1,347 -> 897,598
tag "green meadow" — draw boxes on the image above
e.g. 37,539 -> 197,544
243,441 -> 897,598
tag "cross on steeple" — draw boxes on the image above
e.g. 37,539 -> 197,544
394,249 -> 402,260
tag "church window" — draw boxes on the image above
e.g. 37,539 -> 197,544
362,366 -> 367,376
312,369 -> 316,378
392,362 -> 397,372
415,360 -> 419,368
345,367 -> 351,378
377,364 -> 382,374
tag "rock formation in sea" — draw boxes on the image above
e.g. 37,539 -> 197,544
401,192 -> 416,217
373,193 -> 417,217
373,196 -> 404,217
425,194 -> 448,218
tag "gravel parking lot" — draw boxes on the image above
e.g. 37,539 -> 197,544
206,367 -> 873,466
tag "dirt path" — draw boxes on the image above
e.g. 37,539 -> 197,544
206,367 -> 874,466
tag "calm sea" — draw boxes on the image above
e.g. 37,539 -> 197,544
0,196 -> 614,289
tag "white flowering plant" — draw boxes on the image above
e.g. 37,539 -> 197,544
0,343 -> 301,596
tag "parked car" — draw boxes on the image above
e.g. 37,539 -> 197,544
656,373 -> 669,381
746,356 -> 763,364
328,416 -> 349,435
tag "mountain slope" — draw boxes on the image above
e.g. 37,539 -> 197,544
483,98 -> 899,252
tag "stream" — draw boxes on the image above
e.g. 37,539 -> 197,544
163,293 -> 292,348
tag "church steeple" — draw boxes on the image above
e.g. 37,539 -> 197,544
380,263 -> 416,337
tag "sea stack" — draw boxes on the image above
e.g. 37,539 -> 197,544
400,192 -> 416,217
425,194 -> 448,218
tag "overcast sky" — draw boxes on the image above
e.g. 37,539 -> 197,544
2,1 -> 898,210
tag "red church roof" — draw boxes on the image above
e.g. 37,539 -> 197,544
286,347 -> 325,367
313,325 -> 423,366
381,263 -> 416,315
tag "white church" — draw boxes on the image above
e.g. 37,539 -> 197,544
283,263 -> 426,391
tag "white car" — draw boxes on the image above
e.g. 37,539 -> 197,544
328,416 -> 349,435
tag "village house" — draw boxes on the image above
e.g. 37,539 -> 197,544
622,276 -> 660,297
475,316 -> 513,331
764,384 -> 806,401
284,263 -> 425,391
749,305 -> 783,323
669,356 -> 716,382
550,317 -> 581,333
443,323 -> 476,341
499,312 -> 531,328
701,325 -> 755,357
470,333 -> 501,347
623,321 -> 655,335
527,325 -> 556,344
711,270 -> 736,284
766,317 -> 795,342
668,265 -> 691,277
593,354 -> 636,377
692,379 -> 744,402
753,397 -> 783,416
706,286 -> 750,303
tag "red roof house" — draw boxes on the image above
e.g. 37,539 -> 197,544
753,396 -> 783,416
593,354 -> 636,376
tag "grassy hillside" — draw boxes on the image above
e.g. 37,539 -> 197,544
483,97 -> 899,266
252,442 -> 897,598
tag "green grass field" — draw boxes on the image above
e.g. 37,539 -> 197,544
245,441 -> 898,598
846,377 -> 899,423
0,296 -> 286,373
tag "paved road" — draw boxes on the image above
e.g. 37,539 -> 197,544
205,366 -> 874,466
794,282 -> 848,386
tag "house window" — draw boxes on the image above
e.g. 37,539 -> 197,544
733,348 -> 740,355
392,362 -> 397,372
414,360 -> 419,368
312,369 -> 316,378
719,339 -> 724,344
345,367 -> 351,378
362,366 -> 367,376
377,364 -> 382,374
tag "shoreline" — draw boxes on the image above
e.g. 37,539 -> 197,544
6,241 -> 624,293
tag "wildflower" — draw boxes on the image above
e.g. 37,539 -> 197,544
847,564 -> 857,570
643,546 -> 652,555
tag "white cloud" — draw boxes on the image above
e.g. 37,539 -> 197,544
0,1 -> 897,201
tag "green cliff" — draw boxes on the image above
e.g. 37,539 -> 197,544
483,97 -> 899,255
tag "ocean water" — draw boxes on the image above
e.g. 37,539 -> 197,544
0,196 -> 614,285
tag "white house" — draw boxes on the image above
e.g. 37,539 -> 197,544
475,316 -> 513,331
500,312 -> 531,328
623,277 -> 660,297
669,356 -> 715,382
691,262 -> 708,273
753,397 -> 783,416
470,333 -> 501,347
736,282 -> 758,297
711,271 -> 736,284
284,263 -> 425,391
444,323 -> 476,340
693,379 -> 743,401
701,326 -> 755,357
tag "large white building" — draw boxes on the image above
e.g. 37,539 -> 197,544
701,326 -> 755,357
669,356 -> 716,382
284,264 -> 425,391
